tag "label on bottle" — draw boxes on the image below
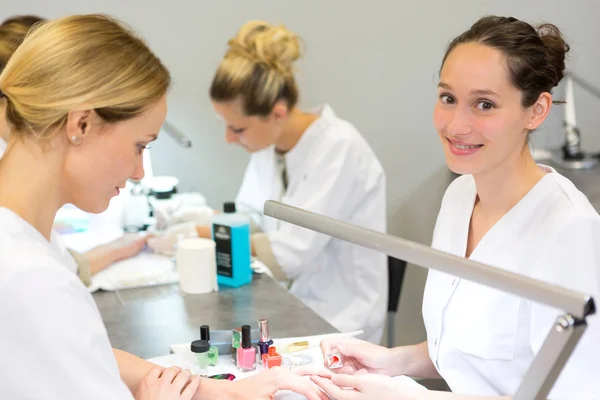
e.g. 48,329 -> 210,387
214,224 -> 233,277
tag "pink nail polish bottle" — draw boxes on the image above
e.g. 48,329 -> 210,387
236,325 -> 256,372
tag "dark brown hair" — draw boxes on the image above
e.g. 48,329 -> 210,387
441,16 -> 570,107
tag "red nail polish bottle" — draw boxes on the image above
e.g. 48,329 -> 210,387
262,346 -> 282,369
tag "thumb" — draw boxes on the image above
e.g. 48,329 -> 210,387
336,341 -> 362,357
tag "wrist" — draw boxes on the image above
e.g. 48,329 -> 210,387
192,377 -> 214,400
85,248 -> 115,275
388,345 -> 412,376
193,378 -> 237,400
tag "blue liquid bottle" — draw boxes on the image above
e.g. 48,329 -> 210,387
212,202 -> 252,287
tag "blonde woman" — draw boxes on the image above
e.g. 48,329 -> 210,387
150,21 -> 388,344
0,15 -> 150,286
0,15 -> 324,400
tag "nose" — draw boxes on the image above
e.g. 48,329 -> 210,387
130,153 -> 146,181
225,130 -> 239,144
446,107 -> 472,136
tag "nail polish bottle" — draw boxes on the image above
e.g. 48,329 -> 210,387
327,352 -> 344,369
236,325 -> 256,372
200,325 -> 219,366
230,327 -> 241,365
257,319 -> 273,363
262,346 -> 282,369
191,339 -> 210,373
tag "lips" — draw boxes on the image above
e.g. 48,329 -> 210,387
447,138 -> 483,148
454,143 -> 481,149
447,138 -> 483,156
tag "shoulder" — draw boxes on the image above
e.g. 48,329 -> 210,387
529,173 -> 600,290
310,105 -> 384,176
0,208 -> 90,311
0,246 -> 94,316
531,171 -> 600,237
439,174 -> 475,209
0,236 -> 74,286
0,265 -> 130,398
318,106 -> 373,153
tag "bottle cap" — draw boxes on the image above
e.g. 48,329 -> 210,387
200,325 -> 210,341
241,325 -> 251,349
258,319 -> 270,342
191,339 -> 210,353
223,202 -> 236,213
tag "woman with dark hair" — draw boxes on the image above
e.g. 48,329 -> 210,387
307,16 -> 600,400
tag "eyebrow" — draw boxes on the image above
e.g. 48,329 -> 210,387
228,125 -> 246,131
438,82 -> 500,97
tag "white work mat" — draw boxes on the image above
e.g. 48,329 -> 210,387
87,255 -> 270,292
88,251 -> 178,292
152,331 -> 427,399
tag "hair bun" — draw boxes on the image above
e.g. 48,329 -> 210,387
537,23 -> 570,87
227,20 -> 301,75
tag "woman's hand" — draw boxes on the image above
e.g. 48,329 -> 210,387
134,366 -> 200,400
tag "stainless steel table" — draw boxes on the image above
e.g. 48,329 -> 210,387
93,273 -> 337,359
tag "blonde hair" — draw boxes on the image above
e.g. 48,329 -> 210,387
0,14 -> 170,138
0,15 -> 44,71
210,20 -> 302,116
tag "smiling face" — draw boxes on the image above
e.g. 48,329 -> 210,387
63,95 -> 167,213
433,42 -> 539,176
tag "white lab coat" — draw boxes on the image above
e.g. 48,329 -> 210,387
423,167 -> 600,399
236,104 -> 388,343
0,207 -> 134,399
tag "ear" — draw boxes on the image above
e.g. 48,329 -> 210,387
527,92 -> 552,130
270,101 -> 290,123
65,110 -> 93,145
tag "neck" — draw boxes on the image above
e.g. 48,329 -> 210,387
473,145 -> 546,216
0,137 -> 65,240
275,108 -> 318,153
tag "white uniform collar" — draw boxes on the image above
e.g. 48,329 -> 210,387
0,137 -> 6,159
284,104 -> 336,169
538,164 -> 556,174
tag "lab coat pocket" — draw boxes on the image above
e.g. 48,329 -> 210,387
451,281 -> 520,361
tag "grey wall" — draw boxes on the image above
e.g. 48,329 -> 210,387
3,0 -> 599,346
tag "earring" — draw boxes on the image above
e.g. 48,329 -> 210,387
70,135 -> 82,145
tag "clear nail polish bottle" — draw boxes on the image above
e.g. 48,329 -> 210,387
191,339 -> 210,373
200,325 -> 219,366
